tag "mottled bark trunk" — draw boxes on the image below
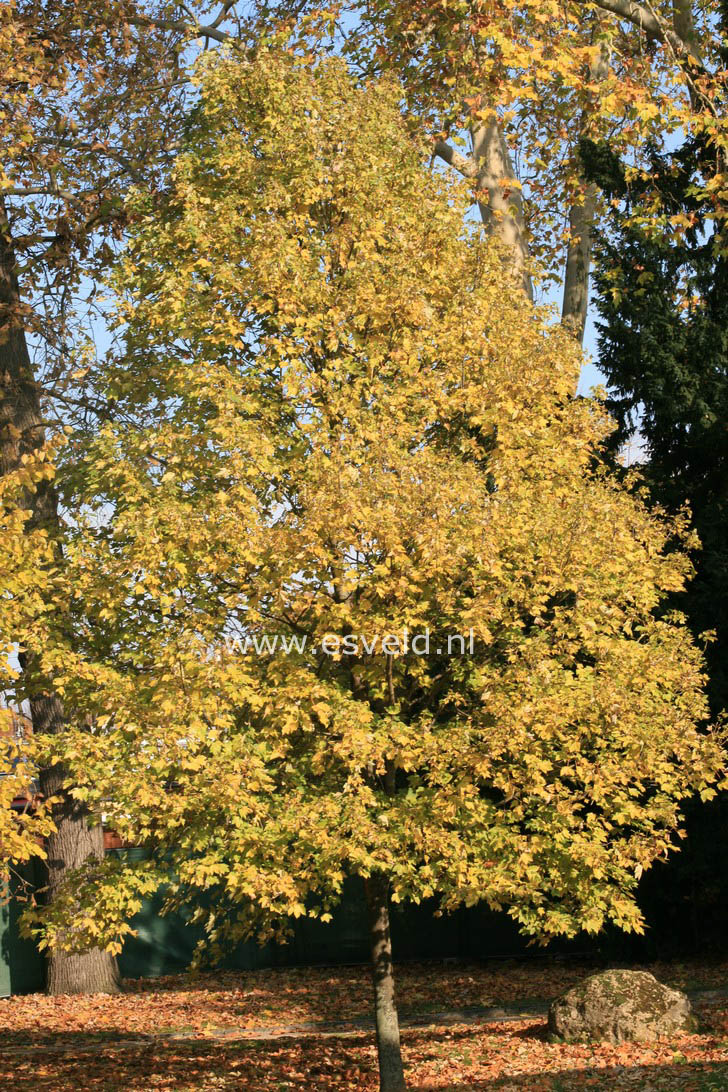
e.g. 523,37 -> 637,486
365,874 -> 406,1092
561,39 -> 610,344
561,185 -> 598,344
471,115 -> 533,300
672,0 -> 701,63
0,200 -> 120,995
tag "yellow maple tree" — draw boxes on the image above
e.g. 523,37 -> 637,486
12,50 -> 725,1089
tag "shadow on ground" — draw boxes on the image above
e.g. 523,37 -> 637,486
2,1024 -> 728,1092
435,1065 -> 728,1090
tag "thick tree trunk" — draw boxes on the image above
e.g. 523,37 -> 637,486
39,737 -> 121,995
672,0 -> 701,63
365,874 -> 406,1092
0,200 -> 120,995
471,115 -> 533,300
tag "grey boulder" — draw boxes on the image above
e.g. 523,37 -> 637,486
547,969 -> 696,1044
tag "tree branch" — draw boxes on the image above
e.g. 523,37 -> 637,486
33,138 -> 147,183
586,0 -> 690,56
125,14 -> 231,44
2,187 -> 79,204
209,0 -> 239,30
433,140 -> 479,179
583,0 -> 716,123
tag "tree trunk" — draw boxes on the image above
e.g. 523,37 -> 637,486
561,185 -> 598,344
471,115 -> 533,300
365,874 -> 407,1092
0,200 -> 120,995
672,0 -> 702,64
39,735 -> 121,995
561,37 -> 610,344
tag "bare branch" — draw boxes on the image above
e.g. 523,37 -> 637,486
584,0 -> 715,118
126,14 -> 231,43
433,140 -> 478,179
209,0 -> 239,30
586,0 -> 690,55
33,138 -> 147,183
2,187 -> 79,204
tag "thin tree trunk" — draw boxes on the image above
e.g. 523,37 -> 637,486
0,200 -> 120,995
561,185 -> 598,343
561,37 -> 610,343
365,874 -> 407,1092
672,0 -> 702,63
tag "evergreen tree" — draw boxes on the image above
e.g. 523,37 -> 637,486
591,136 -> 728,953
591,135 -> 728,716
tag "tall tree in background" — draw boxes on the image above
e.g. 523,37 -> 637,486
0,0 -> 191,993
19,53 -> 724,1091
591,133 -> 728,949
341,0 -> 728,337
0,0 -> 318,995
592,137 -> 728,714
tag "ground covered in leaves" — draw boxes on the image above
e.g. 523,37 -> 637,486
3,959 -> 728,1089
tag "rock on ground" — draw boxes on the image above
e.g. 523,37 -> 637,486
547,968 -> 696,1044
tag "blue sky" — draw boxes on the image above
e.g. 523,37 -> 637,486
577,312 -> 607,396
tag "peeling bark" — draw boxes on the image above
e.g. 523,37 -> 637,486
471,116 -> 533,300
561,188 -> 597,343
561,39 -> 610,343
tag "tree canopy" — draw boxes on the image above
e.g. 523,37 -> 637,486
0,0 -> 726,1009
17,47 -> 723,963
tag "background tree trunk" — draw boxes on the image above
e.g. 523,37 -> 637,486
561,36 -> 610,344
38,741 -> 121,995
471,115 -> 533,300
561,186 -> 598,344
365,874 -> 407,1092
0,201 -> 120,995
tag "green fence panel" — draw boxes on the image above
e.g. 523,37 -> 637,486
0,859 -> 44,997
5,850 -> 585,995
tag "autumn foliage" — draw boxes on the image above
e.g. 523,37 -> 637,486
6,51 -> 718,962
